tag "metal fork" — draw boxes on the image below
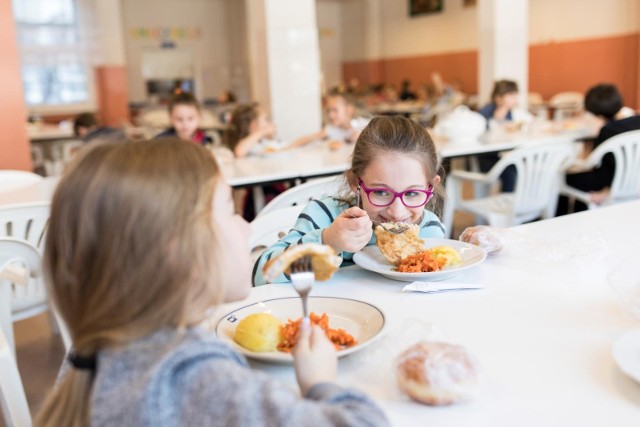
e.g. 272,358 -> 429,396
289,255 -> 314,325
355,189 -> 409,235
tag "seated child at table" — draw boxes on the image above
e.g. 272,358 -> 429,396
155,92 -> 212,145
222,103 -> 285,220
556,83 -> 640,215
35,138 -> 389,427
73,112 -> 124,143
477,79 -> 532,192
253,115 -> 446,286
293,89 -> 368,150
223,103 -> 277,158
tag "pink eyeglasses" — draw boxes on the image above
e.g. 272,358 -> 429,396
358,180 -> 434,208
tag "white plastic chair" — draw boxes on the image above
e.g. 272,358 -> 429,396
0,238 -> 41,358
0,171 -> 43,193
443,141 -> 576,236
0,203 -> 61,341
258,176 -> 345,217
560,130 -> 640,209
249,205 -> 304,263
0,327 -> 31,427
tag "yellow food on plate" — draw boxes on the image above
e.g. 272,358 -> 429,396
426,246 -> 461,267
234,313 -> 282,352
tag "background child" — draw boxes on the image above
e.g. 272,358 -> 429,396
477,79 -> 532,192
155,92 -> 212,145
556,83 -> 640,214
254,115 -> 445,286
293,89 -> 368,150
223,103 -> 277,158
36,138 -> 389,427
73,112 -> 124,143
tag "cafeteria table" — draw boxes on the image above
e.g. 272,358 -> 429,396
212,200 -> 640,427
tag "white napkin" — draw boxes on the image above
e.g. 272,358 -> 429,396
402,281 -> 484,293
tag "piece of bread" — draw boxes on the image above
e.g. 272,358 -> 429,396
375,222 -> 424,265
396,341 -> 478,406
262,243 -> 341,282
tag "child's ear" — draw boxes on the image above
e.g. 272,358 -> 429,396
432,175 -> 441,187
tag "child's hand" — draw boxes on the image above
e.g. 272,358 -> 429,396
322,207 -> 372,253
292,323 -> 337,395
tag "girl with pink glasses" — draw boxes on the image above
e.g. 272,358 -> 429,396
253,115 -> 445,286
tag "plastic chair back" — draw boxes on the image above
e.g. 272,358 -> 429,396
0,171 -> 43,194
494,141 -> 576,218
0,203 -> 50,321
258,177 -> 344,216
249,205 -> 304,254
591,129 -> 640,204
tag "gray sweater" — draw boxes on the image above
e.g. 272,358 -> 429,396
89,328 -> 389,427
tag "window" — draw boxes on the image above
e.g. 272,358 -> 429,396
13,0 -> 95,112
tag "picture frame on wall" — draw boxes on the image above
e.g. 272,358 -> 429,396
409,0 -> 443,17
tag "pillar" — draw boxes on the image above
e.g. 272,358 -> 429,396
94,0 -> 129,126
245,0 -> 322,142
478,0 -> 529,108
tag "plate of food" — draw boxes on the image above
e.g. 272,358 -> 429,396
215,296 -> 386,363
612,328 -> 640,384
352,223 -> 486,282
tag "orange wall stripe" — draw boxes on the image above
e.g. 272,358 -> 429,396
343,33 -> 639,110
0,1 -> 32,171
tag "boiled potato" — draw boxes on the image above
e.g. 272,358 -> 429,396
427,246 -> 462,267
234,313 -> 282,352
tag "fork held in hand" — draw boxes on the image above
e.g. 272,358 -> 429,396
290,255 -> 314,325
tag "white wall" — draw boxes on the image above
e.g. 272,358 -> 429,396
529,0 -> 640,44
340,0 -> 640,62
121,0 -> 238,103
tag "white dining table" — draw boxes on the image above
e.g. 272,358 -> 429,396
0,125 -> 591,206
220,125 -> 591,188
212,200 -> 640,427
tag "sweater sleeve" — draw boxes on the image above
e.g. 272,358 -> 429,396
252,198 -> 344,286
419,209 -> 446,238
175,358 -> 390,427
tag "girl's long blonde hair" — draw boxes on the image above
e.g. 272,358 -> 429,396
36,138 -> 223,426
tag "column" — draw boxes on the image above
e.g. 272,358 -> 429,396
478,0 -> 529,108
245,0 -> 322,142
362,0 -> 383,83
93,0 -> 129,126
0,0 -> 32,171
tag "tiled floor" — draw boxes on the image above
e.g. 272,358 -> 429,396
3,196 -> 477,423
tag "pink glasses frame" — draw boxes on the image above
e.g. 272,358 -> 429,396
357,179 -> 434,208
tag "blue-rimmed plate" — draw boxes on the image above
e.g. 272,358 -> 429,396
215,297 -> 386,364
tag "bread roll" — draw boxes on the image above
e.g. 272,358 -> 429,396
396,341 -> 478,405
262,243 -> 341,282
375,222 -> 423,265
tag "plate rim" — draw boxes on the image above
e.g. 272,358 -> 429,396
215,296 -> 387,363
352,238 -> 487,280
612,327 -> 640,383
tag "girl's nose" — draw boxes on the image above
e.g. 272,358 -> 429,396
385,197 -> 407,220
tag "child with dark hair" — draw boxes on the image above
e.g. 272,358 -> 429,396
155,92 -> 212,145
73,112 -> 123,143
556,83 -> 640,214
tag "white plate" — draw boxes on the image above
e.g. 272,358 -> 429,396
215,297 -> 386,364
352,238 -> 486,282
612,328 -> 640,384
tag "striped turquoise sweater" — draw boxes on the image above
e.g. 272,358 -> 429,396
252,197 -> 446,286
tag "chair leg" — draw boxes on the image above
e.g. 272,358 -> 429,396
0,284 -> 16,358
